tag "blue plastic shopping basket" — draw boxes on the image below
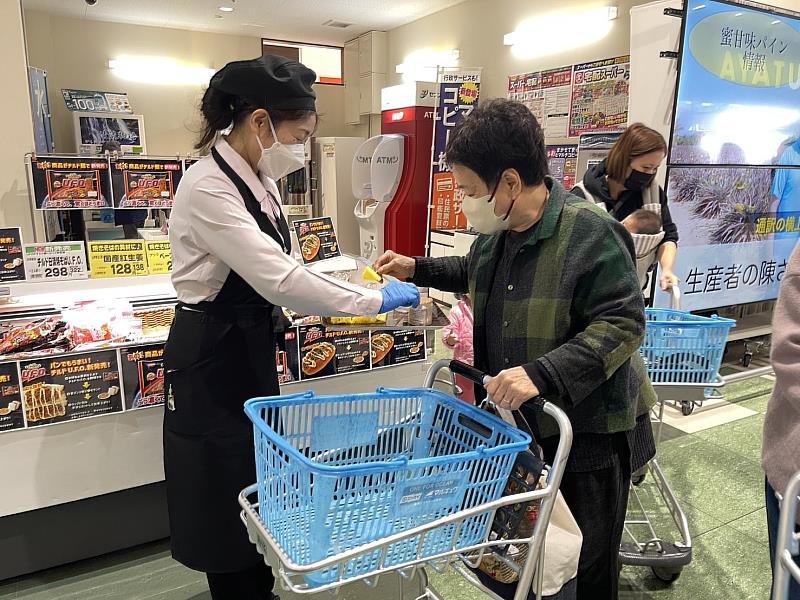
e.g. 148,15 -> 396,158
641,308 -> 736,384
244,387 -> 531,587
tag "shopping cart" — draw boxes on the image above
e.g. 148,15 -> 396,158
619,286 -> 735,583
238,359 -> 573,600
773,471 -> 800,600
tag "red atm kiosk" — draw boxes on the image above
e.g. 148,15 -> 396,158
378,83 -> 436,258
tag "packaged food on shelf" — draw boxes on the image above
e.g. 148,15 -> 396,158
0,317 -> 69,356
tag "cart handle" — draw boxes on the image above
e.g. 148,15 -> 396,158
449,360 -> 547,414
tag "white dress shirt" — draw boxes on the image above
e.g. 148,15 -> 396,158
169,139 -> 382,316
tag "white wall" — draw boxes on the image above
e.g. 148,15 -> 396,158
23,10 -> 367,156
0,1 -> 38,242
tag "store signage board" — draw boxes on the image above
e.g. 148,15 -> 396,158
145,241 -> 172,274
0,362 -> 24,433
120,344 -> 165,410
87,240 -> 148,278
23,242 -> 88,282
569,55 -> 630,137
62,89 -> 132,113
656,0 -> 800,311
429,69 -> 481,231
371,330 -> 426,368
19,350 -> 123,428
29,156 -> 113,210
111,158 -> 183,209
0,228 -> 25,283
293,217 -> 342,264
508,66 -> 573,139
546,145 -> 579,191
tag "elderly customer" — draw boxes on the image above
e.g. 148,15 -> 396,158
764,239 -> 800,599
375,99 -> 656,600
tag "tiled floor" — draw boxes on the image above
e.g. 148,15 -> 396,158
0,374 -> 777,600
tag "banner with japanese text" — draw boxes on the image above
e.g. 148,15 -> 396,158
507,66 -> 573,139
655,0 -> 800,310
429,68 -> 482,231
546,145 -> 578,191
29,156 -> 112,210
569,56 -> 630,138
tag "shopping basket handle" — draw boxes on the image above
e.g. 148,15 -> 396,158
668,284 -> 682,310
449,360 -> 548,414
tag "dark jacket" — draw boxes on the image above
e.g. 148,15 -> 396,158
573,160 -> 679,245
412,179 -> 657,438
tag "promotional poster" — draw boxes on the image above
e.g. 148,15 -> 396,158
111,159 -> 183,208
30,157 -> 112,210
430,69 -> 482,231
546,145 -> 579,190
120,345 -> 165,410
371,330 -> 426,368
0,228 -> 26,283
508,66 -> 573,139
657,0 -> 800,310
0,362 -> 24,433
293,217 -> 342,264
569,55 -> 630,137
299,325 -> 371,380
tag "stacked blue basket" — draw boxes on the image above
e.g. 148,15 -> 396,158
641,308 -> 736,384
244,387 -> 531,587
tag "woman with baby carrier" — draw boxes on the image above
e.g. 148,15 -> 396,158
571,123 -> 679,293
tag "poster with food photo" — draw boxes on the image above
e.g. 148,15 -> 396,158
299,325 -> 370,380
293,217 -> 341,264
0,362 -> 24,433
371,330 -> 426,368
120,345 -> 165,410
0,228 -> 26,283
29,156 -> 112,209
20,350 -> 123,428
111,159 -> 183,209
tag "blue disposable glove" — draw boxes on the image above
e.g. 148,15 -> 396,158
379,280 -> 420,313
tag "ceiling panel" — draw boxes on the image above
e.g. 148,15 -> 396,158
22,0 -> 466,44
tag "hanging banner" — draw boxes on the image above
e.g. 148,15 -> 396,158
569,55 -> 630,137
29,156 -> 112,210
120,345 -> 165,410
430,68 -> 482,231
111,158 -> 183,208
0,362 -> 24,433
23,241 -> 88,282
657,0 -> 800,311
546,145 -> 579,191
0,228 -> 25,283
145,241 -> 172,274
508,66 -> 573,138
20,350 -> 123,428
87,240 -> 148,278
62,89 -> 132,113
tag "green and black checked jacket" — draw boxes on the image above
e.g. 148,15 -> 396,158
414,178 -> 657,437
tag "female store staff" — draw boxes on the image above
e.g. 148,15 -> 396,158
164,55 -> 419,600
376,99 -> 656,600
572,123 -> 679,292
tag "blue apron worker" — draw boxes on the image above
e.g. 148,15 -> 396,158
163,55 -> 419,600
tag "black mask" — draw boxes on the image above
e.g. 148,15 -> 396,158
624,169 -> 655,192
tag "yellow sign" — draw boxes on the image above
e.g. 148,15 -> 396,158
145,241 -> 172,274
88,240 -> 148,278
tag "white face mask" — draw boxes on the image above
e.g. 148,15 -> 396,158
461,182 -> 515,235
256,117 -> 306,181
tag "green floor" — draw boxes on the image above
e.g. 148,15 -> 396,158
0,375 -> 776,600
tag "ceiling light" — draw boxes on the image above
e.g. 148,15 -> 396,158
218,5 -> 234,12
504,6 -> 618,59
109,56 -> 215,86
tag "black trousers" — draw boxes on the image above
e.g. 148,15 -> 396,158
558,442 -> 631,600
206,561 -> 275,600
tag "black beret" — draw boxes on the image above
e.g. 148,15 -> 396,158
210,55 -> 317,111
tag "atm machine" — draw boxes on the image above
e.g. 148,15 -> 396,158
351,83 -> 436,262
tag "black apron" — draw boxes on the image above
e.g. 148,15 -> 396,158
162,148 -> 292,573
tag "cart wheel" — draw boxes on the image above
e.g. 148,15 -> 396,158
632,473 -> 647,486
742,353 -> 752,367
652,566 -> 682,583
681,402 -> 694,416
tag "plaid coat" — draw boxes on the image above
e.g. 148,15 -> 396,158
414,179 -> 656,437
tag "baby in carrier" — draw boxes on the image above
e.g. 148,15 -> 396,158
621,207 -> 665,288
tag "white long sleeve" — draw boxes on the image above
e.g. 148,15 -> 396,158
169,141 -> 382,316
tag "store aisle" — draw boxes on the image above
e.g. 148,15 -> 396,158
0,375 -> 775,600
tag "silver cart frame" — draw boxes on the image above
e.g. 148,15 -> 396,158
239,359 -> 573,600
773,471 -> 800,600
